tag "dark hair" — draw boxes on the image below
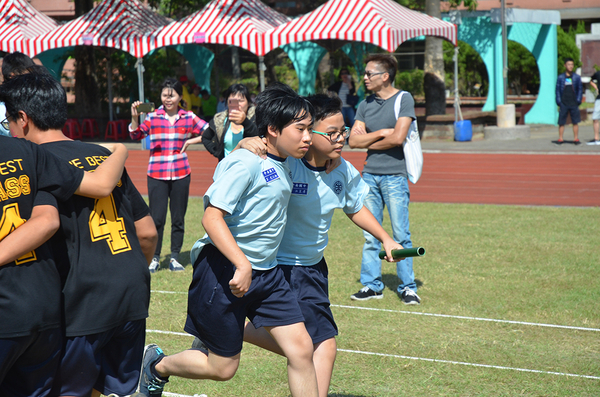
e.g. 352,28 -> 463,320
255,83 -> 314,136
564,57 -> 574,64
224,83 -> 252,104
2,52 -> 36,81
0,72 -> 67,131
338,68 -> 350,79
160,78 -> 183,97
365,54 -> 398,82
305,93 -> 342,123
200,89 -> 209,96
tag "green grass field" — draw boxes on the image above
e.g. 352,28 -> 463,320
147,199 -> 600,396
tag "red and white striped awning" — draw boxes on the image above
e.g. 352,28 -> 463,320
149,0 -> 289,57
29,0 -> 171,58
0,0 -> 57,55
265,0 -> 457,53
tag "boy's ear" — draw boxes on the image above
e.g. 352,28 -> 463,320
17,110 -> 29,128
266,125 -> 279,138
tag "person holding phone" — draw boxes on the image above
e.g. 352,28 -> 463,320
130,78 -> 208,273
183,84 -> 258,161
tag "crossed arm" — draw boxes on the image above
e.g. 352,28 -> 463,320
348,116 -> 412,151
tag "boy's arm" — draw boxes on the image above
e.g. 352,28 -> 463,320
202,204 -> 252,297
237,136 -> 268,159
346,206 -> 404,262
134,214 -> 158,264
75,143 -> 128,198
0,204 -> 60,266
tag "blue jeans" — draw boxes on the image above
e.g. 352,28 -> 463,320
341,106 -> 355,127
360,173 -> 415,293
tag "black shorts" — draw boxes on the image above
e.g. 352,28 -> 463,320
53,319 -> 146,397
558,104 -> 581,125
0,328 -> 61,397
184,244 -> 305,357
281,258 -> 338,344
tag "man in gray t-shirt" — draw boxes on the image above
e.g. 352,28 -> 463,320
348,54 -> 420,305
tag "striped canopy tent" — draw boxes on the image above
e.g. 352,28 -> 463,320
0,0 -> 57,55
149,0 -> 290,90
29,0 -> 171,59
265,0 -> 457,53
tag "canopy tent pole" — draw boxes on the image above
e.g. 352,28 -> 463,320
259,56 -> 266,92
454,45 -> 458,123
107,54 -> 114,121
136,58 -> 145,104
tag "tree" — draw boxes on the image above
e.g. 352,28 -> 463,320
74,0 -> 101,118
147,0 -> 210,18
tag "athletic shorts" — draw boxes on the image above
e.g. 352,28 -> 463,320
558,104 -> 581,125
281,258 -> 338,345
52,319 -> 146,397
184,244 -> 305,357
593,99 -> 600,120
0,328 -> 61,397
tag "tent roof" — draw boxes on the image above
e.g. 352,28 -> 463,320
30,0 -> 171,58
0,0 -> 58,54
265,0 -> 457,53
149,0 -> 290,57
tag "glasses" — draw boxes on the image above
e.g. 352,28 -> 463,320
1,116 -> 9,131
312,126 -> 349,143
364,71 -> 384,79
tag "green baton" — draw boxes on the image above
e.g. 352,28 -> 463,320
379,247 -> 426,259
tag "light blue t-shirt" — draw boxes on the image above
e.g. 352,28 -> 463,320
190,149 -> 292,270
277,157 -> 369,266
223,122 -> 244,157
0,103 -> 10,137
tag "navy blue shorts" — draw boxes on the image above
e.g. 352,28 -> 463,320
184,244 -> 305,357
52,319 -> 146,396
0,328 -> 61,397
558,104 -> 581,125
281,258 -> 338,344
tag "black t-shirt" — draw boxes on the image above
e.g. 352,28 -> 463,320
0,137 -> 83,338
591,71 -> 600,100
561,74 -> 578,107
44,140 -> 151,336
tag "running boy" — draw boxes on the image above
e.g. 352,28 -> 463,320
0,79 -> 128,396
240,94 -> 403,397
137,83 -> 319,397
3,70 -> 158,397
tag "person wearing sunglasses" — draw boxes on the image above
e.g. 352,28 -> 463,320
348,54 -> 421,305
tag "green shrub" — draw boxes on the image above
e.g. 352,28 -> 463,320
396,69 -> 424,97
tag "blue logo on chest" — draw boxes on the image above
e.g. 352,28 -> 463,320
292,182 -> 308,195
262,168 -> 280,183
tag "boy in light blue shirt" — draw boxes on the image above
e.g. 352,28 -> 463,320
137,84 -> 319,397
241,94 -> 402,397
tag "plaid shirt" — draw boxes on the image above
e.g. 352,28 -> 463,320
130,106 -> 207,180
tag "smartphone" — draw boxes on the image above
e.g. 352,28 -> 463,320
228,98 -> 239,111
137,102 -> 155,113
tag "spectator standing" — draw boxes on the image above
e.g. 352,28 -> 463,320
587,69 -> 600,145
0,52 -> 35,137
179,76 -> 193,112
555,58 -> 582,145
185,83 -> 258,160
348,54 -> 421,305
190,84 -> 202,114
130,78 -> 208,273
328,68 -> 357,127
200,89 -> 217,122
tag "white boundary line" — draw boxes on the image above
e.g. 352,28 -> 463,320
150,290 -> 600,332
145,329 -> 600,381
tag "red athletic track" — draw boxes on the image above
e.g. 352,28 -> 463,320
125,151 -> 600,207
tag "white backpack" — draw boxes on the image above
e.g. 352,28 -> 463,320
394,91 -> 423,184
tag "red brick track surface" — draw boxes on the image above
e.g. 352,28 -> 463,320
125,151 -> 600,207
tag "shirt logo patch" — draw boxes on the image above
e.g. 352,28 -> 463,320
262,168 -> 280,183
292,182 -> 308,195
333,180 -> 344,195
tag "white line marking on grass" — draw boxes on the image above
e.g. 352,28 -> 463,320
332,305 -> 600,332
151,291 -> 600,333
337,349 -> 600,380
145,329 -> 600,381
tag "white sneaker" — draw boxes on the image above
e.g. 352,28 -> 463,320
169,258 -> 185,272
148,258 -> 159,273
586,140 -> 600,145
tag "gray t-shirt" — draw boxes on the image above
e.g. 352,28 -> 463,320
355,91 -> 416,176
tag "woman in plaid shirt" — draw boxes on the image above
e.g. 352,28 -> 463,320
130,78 -> 208,273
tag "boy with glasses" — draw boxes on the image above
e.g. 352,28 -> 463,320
348,54 -> 421,305
239,93 -> 402,397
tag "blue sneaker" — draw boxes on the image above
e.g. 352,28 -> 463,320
137,344 -> 168,397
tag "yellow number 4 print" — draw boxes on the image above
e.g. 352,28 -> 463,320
89,195 -> 131,255
0,203 -> 37,264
